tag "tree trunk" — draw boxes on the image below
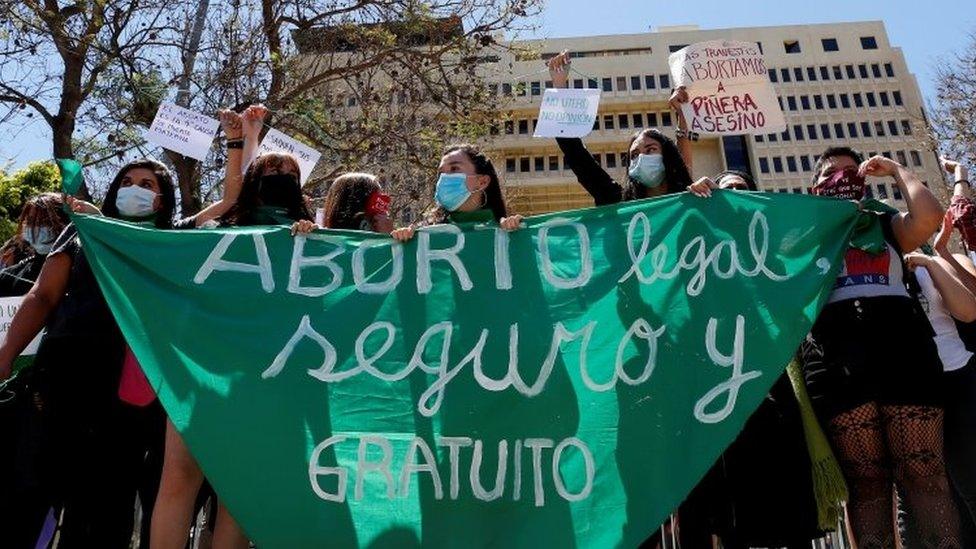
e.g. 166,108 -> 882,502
171,0 -> 211,216
55,54 -> 91,199
166,150 -> 201,218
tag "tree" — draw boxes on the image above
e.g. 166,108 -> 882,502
930,30 -> 976,171
0,161 -> 60,242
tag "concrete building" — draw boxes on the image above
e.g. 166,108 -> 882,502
489,21 -> 944,214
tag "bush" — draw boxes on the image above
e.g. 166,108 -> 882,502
0,161 -> 61,243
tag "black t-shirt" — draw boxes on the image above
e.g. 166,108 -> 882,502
0,254 -> 45,297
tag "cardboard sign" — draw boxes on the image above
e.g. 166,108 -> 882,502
0,296 -> 43,356
533,88 -> 601,138
144,102 -> 220,161
257,128 -> 322,185
669,40 -> 786,136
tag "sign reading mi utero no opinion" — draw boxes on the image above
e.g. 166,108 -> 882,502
73,192 -> 859,548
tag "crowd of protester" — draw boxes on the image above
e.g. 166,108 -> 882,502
0,49 -> 974,548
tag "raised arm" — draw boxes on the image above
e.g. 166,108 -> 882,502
669,86 -> 693,173
906,252 -> 976,322
547,51 -> 622,206
862,155 -> 942,252
185,109 -> 246,228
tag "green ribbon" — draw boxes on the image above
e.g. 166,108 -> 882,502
55,158 -> 84,196
849,198 -> 899,255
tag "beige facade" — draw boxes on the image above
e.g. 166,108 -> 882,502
488,21 -> 945,215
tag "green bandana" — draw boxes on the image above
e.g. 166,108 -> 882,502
848,198 -> 899,255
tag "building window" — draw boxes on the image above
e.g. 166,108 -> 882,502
893,91 -> 903,106
801,96 -> 811,110
768,69 -> 778,83
827,94 -> 837,109
647,113 -> 658,126
807,67 -> 817,81
502,83 -> 512,96
759,157 -> 770,174
669,44 -> 688,53
884,63 -> 895,78
602,78 -> 612,92
588,78 -> 598,89
532,118 -> 538,131
784,40 -> 801,54
618,114 -> 630,129
778,96 -> 784,110
756,41 -> 763,54
545,80 -> 553,89
846,65 -> 856,79
661,112 -> 672,126
794,124 -> 804,141
858,64 -> 869,78
871,64 -> 882,78
506,158 -> 516,173
592,118 -> 600,131
875,120 -> 885,136
848,122 -> 858,138
755,134 -> 764,143
519,157 -> 530,172
504,120 -> 514,134
633,113 -> 644,128
631,76 -> 642,90
781,68 -> 791,82
801,156 -> 811,171
573,78 -> 584,89
807,124 -> 817,140
822,38 -> 839,52
841,94 -> 851,108
834,122 -> 845,138
814,95 -> 824,109
518,120 -> 528,134
821,123 -> 831,139
820,66 -> 830,80
896,151 -> 907,166
910,150 -> 922,167
592,153 -> 602,166
548,156 -> 559,171
792,187 -> 804,194
901,119 -> 912,135
534,157 -> 545,171
531,81 -> 541,96
603,115 -> 614,130
854,93 -> 864,108
892,186 -> 903,200
606,154 -> 616,169
788,96 -> 798,111
833,65 -> 843,80
768,132 -> 778,142
616,76 -> 628,92
659,74 -> 670,89
879,91 -> 890,106
787,156 -> 798,172
794,67 -> 804,82
876,183 -> 889,199
861,36 -> 879,49
867,92 -> 877,107
781,129 -> 791,142
773,157 -> 784,172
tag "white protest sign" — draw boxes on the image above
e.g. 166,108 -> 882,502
0,296 -> 43,356
144,102 -> 220,161
668,40 -> 786,136
256,128 -> 322,185
533,88 -> 601,138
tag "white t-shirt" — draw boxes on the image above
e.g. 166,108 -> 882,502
915,266 -> 973,372
827,242 -> 909,304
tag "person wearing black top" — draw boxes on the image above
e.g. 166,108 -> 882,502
545,51 -> 693,206
0,192 -> 70,296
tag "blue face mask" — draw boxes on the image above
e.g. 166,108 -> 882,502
116,185 -> 158,218
435,173 -> 472,212
628,153 -> 666,188
22,226 -> 53,255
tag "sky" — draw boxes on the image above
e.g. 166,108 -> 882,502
2,0 -> 973,169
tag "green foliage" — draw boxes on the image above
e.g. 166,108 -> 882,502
0,161 -> 61,242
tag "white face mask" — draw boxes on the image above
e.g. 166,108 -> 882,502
22,226 -> 53,255
116,185 -> 158,218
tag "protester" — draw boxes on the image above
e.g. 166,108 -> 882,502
0,192 -> 70,295
151,105 -> 317,549
0,157 -> 177,548
320,172 -> 393,232
391,143 -> 522,242
545,51 -> 692,205
802,146 -> 961,547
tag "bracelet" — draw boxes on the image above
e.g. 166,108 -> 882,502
675,128 -> 699,142
226,138 -> 244,149
955,179 -> 970,186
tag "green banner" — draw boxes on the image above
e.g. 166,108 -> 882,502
73,192 -> 858,548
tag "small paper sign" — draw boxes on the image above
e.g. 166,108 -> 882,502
668,40 -> 786,136
256,128 -> 322,185
144,102 -> 220,161
533,88 -> 601,138
0,296 -> 43,356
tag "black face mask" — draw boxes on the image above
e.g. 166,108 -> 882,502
258,174 -> 303,209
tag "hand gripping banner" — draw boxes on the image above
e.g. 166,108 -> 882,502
73,192 -> 859,548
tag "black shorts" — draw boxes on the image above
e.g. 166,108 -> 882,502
801,295 -> 944,421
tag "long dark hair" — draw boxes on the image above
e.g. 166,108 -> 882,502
102,159 -> 176,228
428,144 -> 507,224
323,172 -> 381,230
715,170 -> 757,191
0,192 -> 69,265
623,129 -> 692,200
219,152 -> 313,226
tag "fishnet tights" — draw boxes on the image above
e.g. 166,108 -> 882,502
828,403 -> 962,549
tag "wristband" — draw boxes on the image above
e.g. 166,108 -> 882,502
226,138 -> 244,149
675,128 -> 699,142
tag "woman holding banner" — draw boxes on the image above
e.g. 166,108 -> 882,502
544,51 -> 692,206
0,156 -> 178,547
804,147 -> 962,547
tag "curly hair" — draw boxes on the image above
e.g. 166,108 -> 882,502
322,172 -> 382,230
0,192 -> 69,265
426,144 -> 508,224
101,158 -> 176,229
623,129 -> 692,200
219,152 -> 313,226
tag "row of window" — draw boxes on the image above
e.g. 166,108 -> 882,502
497,110 -> 674,136
769,62 -> 895,84
492,73 -> 673,97
783,35 -> 878,54
756,118 -> 913,144
776,89 -> 904,112
504,150 -> 635,174
759,149 -> 923,176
